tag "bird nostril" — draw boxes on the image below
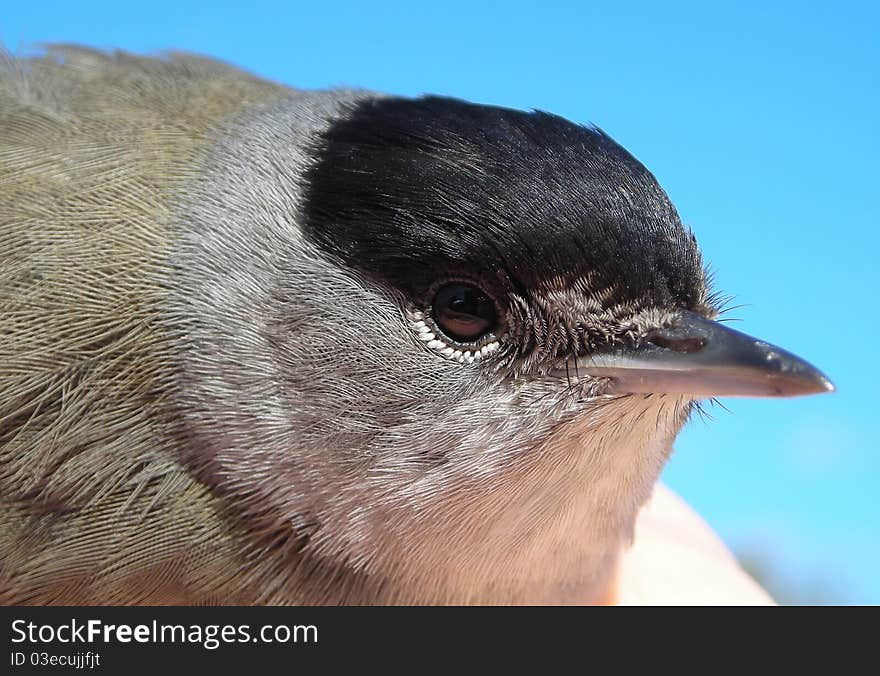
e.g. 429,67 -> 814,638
646,333 -> 707,354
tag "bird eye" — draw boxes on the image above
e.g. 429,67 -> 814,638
432,284 -> 497,342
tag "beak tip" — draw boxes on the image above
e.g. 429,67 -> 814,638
776,366 -> 835,397
819,375 -> 836,394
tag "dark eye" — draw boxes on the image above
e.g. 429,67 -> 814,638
432,284 -> 497,342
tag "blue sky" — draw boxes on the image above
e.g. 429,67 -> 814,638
4,1 -> 877,602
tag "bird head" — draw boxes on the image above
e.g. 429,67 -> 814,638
170,93 -> 832,601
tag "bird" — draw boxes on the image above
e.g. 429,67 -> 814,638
0,45 -> 833,605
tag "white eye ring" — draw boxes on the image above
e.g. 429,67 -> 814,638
408,310 -> 501,363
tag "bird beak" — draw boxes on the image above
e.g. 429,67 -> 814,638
577,310 -> 835,398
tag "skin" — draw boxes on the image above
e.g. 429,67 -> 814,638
614,484 -> 774,605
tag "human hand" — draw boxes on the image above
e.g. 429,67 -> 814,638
612,484 -> 774,605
